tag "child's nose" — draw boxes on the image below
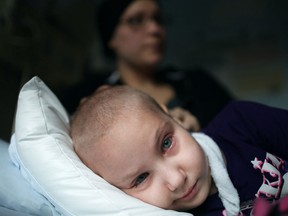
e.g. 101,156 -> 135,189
163,166 -> 187,191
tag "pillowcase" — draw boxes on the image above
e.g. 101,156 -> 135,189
0,138 -> 55,216
9,76 -> 191,216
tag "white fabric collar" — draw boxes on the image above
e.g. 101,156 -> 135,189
193,132 -> 240,216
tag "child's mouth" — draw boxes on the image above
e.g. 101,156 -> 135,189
179,181 -> 198,201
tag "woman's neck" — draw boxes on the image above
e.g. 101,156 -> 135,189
117,61 -> 156,88
116,60 -> 175,106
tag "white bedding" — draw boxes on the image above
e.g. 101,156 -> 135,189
0,138 -> 55,216
6,76 -> 191,216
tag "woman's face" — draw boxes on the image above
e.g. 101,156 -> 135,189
109,0 -> 166,68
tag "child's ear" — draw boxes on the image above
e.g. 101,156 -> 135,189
160,104 -> 169,113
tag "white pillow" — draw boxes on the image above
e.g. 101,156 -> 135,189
0,138 -> 55,215
9,76 -> 191,216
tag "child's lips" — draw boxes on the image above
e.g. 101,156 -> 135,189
179,181 -> 198,201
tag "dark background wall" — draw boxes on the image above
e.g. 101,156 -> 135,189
159,0 -> 288,110
92,0 -> 288,109
1,0 -> 288,141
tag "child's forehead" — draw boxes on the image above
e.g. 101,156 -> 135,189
99,130 -> 171,187
120,103 -> 163,119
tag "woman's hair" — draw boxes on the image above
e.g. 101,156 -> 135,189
97,0 -> 161,59
97,0 -> 135,59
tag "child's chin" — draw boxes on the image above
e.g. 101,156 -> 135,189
177,192 -> 211,211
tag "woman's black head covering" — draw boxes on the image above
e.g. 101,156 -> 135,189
97,0 -> 134,59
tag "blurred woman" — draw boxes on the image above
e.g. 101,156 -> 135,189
62,0 -> 234,131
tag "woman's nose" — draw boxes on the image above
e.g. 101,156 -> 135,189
146,19 -> 164,34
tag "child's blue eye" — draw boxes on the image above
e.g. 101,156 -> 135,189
134,172 -> 149,187
161,137 -> 172,152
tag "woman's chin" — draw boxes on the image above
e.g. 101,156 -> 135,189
144,56 -> 163,67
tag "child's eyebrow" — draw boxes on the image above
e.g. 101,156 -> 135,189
152,119 -> 173,152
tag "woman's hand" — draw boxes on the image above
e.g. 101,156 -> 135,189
169,107 -> 201,132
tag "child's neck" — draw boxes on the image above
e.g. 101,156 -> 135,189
209,178 -> 218,195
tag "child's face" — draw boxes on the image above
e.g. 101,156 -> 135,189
93,110 -> 212,210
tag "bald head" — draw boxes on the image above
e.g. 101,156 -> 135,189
70,85 -> 166,173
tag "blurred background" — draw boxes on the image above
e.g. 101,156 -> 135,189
1,0 -> 288,141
